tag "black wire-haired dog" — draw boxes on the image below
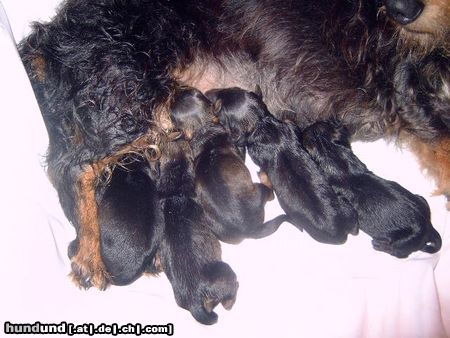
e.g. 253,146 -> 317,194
18,0 -> 449,289
171,87 -> 288,244
302,121 -> 442,258
156,136 -> 238,325
206,87 -> 358,244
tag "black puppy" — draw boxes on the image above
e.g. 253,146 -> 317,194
95,160 -> 163,286
206,87 -> 358,244
156,136 -> 238,325
302,121 -> 442,258
171,87 -> 287,244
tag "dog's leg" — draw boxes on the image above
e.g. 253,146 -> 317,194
407,135 -> 450,209
70,165 -> 110,290
257,171 -> 274,201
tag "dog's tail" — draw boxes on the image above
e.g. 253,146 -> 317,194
250,214 -> 289,239
421,227 -> 442,254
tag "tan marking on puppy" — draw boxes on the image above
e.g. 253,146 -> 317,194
258,170 -> 275,201
258,170 -> 273,190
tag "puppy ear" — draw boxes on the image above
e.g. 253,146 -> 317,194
330,124 -> 351,149
254,85 -> 263,99
212,98 -> 222,115
208,99 -> 222,124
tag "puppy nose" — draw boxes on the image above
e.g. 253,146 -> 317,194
384,0 -> 424,25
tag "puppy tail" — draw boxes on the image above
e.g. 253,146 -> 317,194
250,214 -> 289,239
421,228 -> 442,254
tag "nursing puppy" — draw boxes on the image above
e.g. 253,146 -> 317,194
95,160 -> 163,286
171,87 -> 287,244
156,136 -> 238,325
302,121 -> 442,258
206,87 -> 358,245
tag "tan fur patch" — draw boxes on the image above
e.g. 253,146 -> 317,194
258,170 -> 273,190
154,98 -> 175,132
407,135 -> 450,208
31,55 -> 46,82
399,0 -> 450,51
70,131 -> 162,289
171,53 -> 252,94
70,165 -> 110,290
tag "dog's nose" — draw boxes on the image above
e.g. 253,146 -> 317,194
384,0 -> 424,25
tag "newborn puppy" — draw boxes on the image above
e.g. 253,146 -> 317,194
156,136 -> 238,325
302,121 -> 442,258
96,160 -> 163,286
171,87 -> 287,244
205,87 -> 358,244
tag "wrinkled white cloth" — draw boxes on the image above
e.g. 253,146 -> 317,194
0,1 -> 448,336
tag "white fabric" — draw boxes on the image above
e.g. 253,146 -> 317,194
0,1 -> 448,336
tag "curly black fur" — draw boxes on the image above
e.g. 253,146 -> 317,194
17,0 -> 448,296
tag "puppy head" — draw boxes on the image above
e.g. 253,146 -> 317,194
302,121 -> 351,154
171,87 -> 219,140
205,87 -> 269,146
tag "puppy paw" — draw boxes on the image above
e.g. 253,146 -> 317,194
258,170 -> 273,190
372,238 -> 409,258
190,262 -> 239,325
371,238 -> 393,255
144,254 -> 163,275
421,228 -> 442,254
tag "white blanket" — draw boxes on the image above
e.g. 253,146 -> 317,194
0,1 -> 448,336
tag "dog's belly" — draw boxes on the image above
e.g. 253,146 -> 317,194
173,53 -> 256,97
172,53 -> 306,124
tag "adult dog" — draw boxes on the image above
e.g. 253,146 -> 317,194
18,0 -> 449,289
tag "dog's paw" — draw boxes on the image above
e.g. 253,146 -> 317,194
189,262 -> 239,325
189,290 -> 238,325
372,238 -> 410,258
70,253 -> 110,290
185,262 -> 239,325
258,170 -> 273,190
190,304 -> 219,325
421,228 -> 442,254
371,238 -> 393,254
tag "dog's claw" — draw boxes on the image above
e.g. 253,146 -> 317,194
70,255 -> 110,290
